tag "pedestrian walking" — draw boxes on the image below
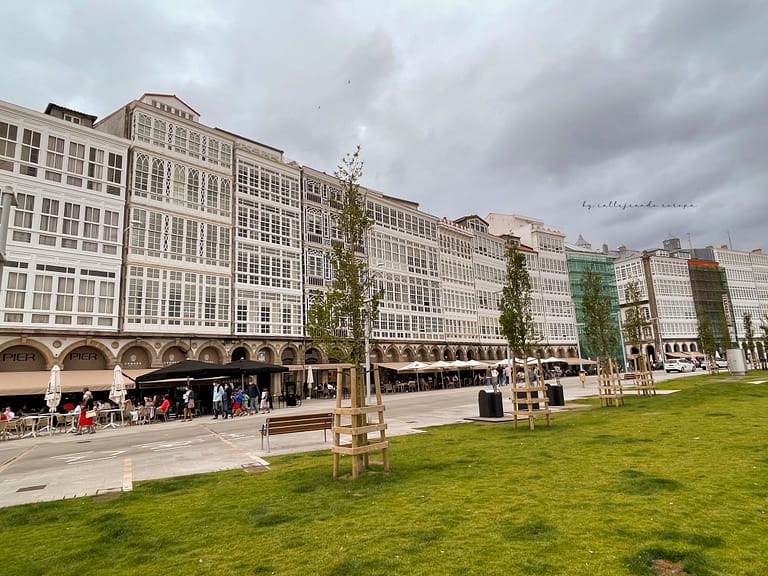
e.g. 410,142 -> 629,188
259,388 -> 270,413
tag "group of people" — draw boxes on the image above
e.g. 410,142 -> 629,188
211,380 -> 271,419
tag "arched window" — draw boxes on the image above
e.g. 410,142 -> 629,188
220,179 -> 231,213
174,127 -> 187,154
134,154 -> 149,193
187,170 -> 199,205
207,175 -> 219,210
152,119 -> 166,147
173,165 -> 185,204
150,158 -> 164,198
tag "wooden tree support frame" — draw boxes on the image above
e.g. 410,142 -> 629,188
597,357 -> 624,407
706,354 -> 719,375
633,354 -> 656,397
510,358 -> 551,431
332,366 -> 390,480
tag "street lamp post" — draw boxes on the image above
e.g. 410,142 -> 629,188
650,317 -> 664,365
573,329 -> 584,373
615,310 -> 628,371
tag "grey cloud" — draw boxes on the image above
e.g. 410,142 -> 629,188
2,0 -> 766,252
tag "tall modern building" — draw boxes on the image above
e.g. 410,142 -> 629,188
692,244 -> 768,360
565,236 -> 623,364
687,258 -> 732,354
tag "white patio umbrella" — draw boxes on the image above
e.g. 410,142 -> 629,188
430,360 -> 454,388
44,365 -> 61,412
397,361 -> 432,372
306,365 -> 314,399
109,365 -> 127,407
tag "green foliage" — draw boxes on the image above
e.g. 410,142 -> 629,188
498,244 -> 537,358
697,306 -> 717,359
4,372 -> 768,575
306,146 -> 380,370
761,313 -> 768,355
743,311 -> 755,363
580,266 -> 618,361
622,280 -> 648,352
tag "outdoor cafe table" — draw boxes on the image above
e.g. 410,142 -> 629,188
20,414 -> 50,438
100,408 -> 124,429
34,413 -> 58,436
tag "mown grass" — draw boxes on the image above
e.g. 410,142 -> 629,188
2,372 -> 767,575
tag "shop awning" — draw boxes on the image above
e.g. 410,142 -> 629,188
0,369 -> 152,396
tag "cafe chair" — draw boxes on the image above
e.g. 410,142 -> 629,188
154,406 -> 169,423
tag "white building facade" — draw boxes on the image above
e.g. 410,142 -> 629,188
0,100 -> 131,382
486,213 -> 578,357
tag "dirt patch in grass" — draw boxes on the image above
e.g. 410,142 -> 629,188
652,559 -> 691,575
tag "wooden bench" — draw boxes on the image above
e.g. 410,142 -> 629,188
623,372 -> 636,381
260,412 -> 333,452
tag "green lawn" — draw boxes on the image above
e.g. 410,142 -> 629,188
2,372 -> 767,576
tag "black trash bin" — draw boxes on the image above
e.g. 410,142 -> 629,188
478,390 -> 503,418
546,383 -> 565,406
286,394 -> 297,407
516,391 -> 541,411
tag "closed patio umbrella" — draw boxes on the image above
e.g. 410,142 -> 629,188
40,365 -> 61,434
44,365 -> 61,411
306,366 -> 314,399
109,365 -> 127,407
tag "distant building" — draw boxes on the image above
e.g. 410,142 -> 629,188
692,245 -> 768,361
486,213 -> 578,358
565,236 -> 623,364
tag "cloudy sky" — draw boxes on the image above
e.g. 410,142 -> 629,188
4,0 -> 767,251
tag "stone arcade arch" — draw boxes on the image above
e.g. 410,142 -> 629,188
119,344 -> 153,369
161,345 -> 189,365
196,344 -> 225,364
0,341 -> 51,371
384,346 -> 400,362
255,346 -> 277,364
60,342 -> 112,370
231,345 -> 251,361
305,347 -> 324,364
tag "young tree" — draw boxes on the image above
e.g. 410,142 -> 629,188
743,312 -> 755,368
306,146 -> 380,398
498,243 -> 538,391
697,307 -> 717,368
760,313 -> 768,369
622,280 -> 648,371
580,266 -> 618,362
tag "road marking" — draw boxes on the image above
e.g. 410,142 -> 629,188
123,458 -> 133,492
51,450 -> 126,465
201,424 -> 269,465
0,445 -> 37,473
137,438 -> 204,452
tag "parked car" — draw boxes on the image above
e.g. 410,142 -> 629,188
708,358 -> 728,370
664,359 -> 694,373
